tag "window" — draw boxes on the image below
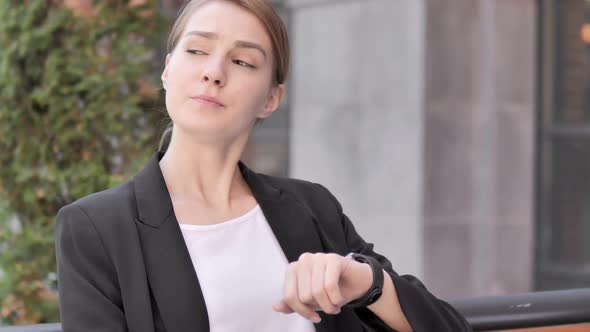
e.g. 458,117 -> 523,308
536,0 -> 590,290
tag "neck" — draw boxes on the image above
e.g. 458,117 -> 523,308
158,127 -> 252,210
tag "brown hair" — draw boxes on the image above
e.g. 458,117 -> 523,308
159,0 -> 290,151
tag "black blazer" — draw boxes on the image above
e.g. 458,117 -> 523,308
55,152 -> 472,332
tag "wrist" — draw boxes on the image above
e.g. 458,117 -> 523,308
367,270 -> 390,310
343,253 -> 384,308
349,259 -> 373,300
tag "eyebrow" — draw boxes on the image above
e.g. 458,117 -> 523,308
183,30 -> 267,59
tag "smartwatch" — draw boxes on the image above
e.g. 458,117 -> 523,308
343,253 -> 384,308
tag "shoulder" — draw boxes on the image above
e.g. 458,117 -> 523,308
72,180 -> 134,212
256,173 -> 343,213
54,184 -> 132,293
56,179 -> 136,236
68,180 -> 134,218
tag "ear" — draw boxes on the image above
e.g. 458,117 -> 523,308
258,84 -> 285,119
161,53 -> 171,89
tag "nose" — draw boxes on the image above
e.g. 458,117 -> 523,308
201,60 -> 226,87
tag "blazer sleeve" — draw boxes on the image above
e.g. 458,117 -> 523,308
315,184 -> 473,332
54,203 -> 128,332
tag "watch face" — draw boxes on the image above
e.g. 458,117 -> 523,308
369,290 -> 383,303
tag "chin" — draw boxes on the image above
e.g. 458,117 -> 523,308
175,121 -> 246,143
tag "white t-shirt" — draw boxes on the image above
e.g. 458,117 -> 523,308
179,204 -> 316,332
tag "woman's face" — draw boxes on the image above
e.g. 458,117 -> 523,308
161,1 -> 283,143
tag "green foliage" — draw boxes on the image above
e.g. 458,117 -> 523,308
0,0 -> 165,324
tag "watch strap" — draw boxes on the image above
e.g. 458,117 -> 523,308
343,253 -> 384,308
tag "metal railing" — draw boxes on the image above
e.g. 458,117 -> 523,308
0,324 -> 60,332
450,288 -> 590,331
0,288 -> 589,332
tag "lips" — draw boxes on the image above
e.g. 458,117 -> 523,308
191,94 -> 225,107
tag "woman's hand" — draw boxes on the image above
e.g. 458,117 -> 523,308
272,252 -> 373,323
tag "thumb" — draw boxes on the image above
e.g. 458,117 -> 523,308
273,301 -> 294,314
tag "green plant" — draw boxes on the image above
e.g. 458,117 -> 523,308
0,0 -> 165,324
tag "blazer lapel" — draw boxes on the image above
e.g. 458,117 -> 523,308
238,162 -> 326,262
133,152 -> 209,332
132,152 -> 333,332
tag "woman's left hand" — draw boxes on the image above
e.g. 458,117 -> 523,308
272,252 -> 373,323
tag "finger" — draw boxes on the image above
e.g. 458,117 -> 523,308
296,254 -> 315,306
272,300 -> 294,314
324,254 -> 345,307
311,257 -> 340,314
283,262 -> 321,323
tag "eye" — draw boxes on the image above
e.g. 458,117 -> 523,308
233,59 -> 255,68
187,49 -> 207,55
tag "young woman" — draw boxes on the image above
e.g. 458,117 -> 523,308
55,1 -> 472,331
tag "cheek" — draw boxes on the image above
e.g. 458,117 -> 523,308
167,58 -> 193,87
234,79 -> 270,113
164,60 -> 193,114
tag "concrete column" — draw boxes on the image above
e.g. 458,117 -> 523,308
286,0 -> 426,278
423,0 -> 536,298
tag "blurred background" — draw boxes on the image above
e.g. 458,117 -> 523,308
0,0 -> 588,326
